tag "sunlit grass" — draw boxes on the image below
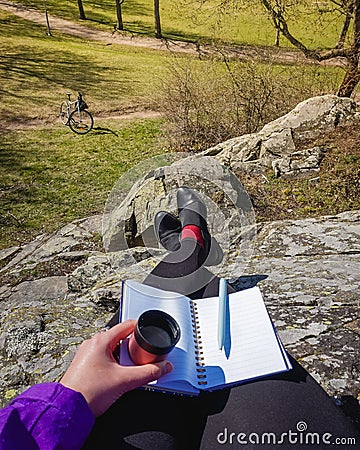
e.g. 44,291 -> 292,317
13,0 -> 346,48
0,10 -> 174,123
0,2 -> 350,126
0,118 -> 166,249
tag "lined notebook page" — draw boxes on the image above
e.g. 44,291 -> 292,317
194,286 -> 290,389
120,281 -> 199,386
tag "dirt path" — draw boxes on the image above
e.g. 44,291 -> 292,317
0,0 -> 345,130
0,108 -> 162,131
0,0 -> 342,66
0,0 -> 205,54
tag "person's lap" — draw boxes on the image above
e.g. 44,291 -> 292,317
83,242 -> 359,449
84,356 -> 358,449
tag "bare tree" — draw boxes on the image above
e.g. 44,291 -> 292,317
115,0 -> 125,30
77,0 -> 86,20
260,0 -> 360,97
154,0 -> 162,38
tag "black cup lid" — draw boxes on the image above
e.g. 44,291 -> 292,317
134,310 -> 181,355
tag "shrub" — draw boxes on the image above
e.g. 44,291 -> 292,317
156,51 -> 339,151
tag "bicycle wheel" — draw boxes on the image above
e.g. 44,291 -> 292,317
59,101 -> 69,125
68,109 -> 94,135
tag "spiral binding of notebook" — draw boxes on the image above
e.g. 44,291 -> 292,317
190,301 -> 208,386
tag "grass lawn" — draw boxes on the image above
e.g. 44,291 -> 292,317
0,9 -> 174,124
0,5 -> 350,126
14,0 -> 345,48
0,10 -> 175,250
0,118 -> 167,249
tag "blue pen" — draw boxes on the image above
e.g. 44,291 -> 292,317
218,278 -> 227,350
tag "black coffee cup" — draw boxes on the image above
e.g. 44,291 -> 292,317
128,310 -> 181,365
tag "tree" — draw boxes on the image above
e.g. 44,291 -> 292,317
259,0 -> 360,97
154,0 -> 162,38
115,0 -> 125,30
42,0 -> 52,36
77,0 -> 86,20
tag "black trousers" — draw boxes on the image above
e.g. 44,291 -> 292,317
84,241 -> 359,449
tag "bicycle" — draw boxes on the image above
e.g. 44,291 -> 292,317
59,92 -> 94,135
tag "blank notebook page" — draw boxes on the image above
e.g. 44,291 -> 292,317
194,286 -> 289,389
121,280 -> 199,385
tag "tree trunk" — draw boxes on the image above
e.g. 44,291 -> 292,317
336,1 -> 354,48
337,55 -> 360,96
336,14 -> 351,48
352,0 -> 360,48
261,0 -> 360,96
115,0 -> 124,30
275,27 -> 280,46
42,0 -> 52,35
154,0 -> 162,38
337,0 -> 360,96
77,0 -> 86,20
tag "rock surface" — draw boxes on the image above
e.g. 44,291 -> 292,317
102,154 -> 255,254
202,95 -> 359,177
0,210 -> 359,425
0,95 -> 359,425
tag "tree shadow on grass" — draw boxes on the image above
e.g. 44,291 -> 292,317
0,47 -> 134,100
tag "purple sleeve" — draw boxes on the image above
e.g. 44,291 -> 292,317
0,383 -> 95,450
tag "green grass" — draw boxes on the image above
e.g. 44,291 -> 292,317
0,118 -> 166,249
0,4 -> 349,126
0,9 -> 175,123
14,0 -> 345,49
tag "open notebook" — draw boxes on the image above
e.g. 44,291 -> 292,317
119,280 -> 292,395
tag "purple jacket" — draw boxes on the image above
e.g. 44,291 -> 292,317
0,383 -> 95,449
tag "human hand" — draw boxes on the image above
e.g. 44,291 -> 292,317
60,320 -> 173,417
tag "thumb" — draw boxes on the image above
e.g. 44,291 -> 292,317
122,360 -> 173,392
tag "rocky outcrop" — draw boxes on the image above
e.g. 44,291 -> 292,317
102,155 -> 255,252
0,210 -> 359,421
202,95 -> 359,177
0,95 -> 359,425
96,96 -> 359,257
